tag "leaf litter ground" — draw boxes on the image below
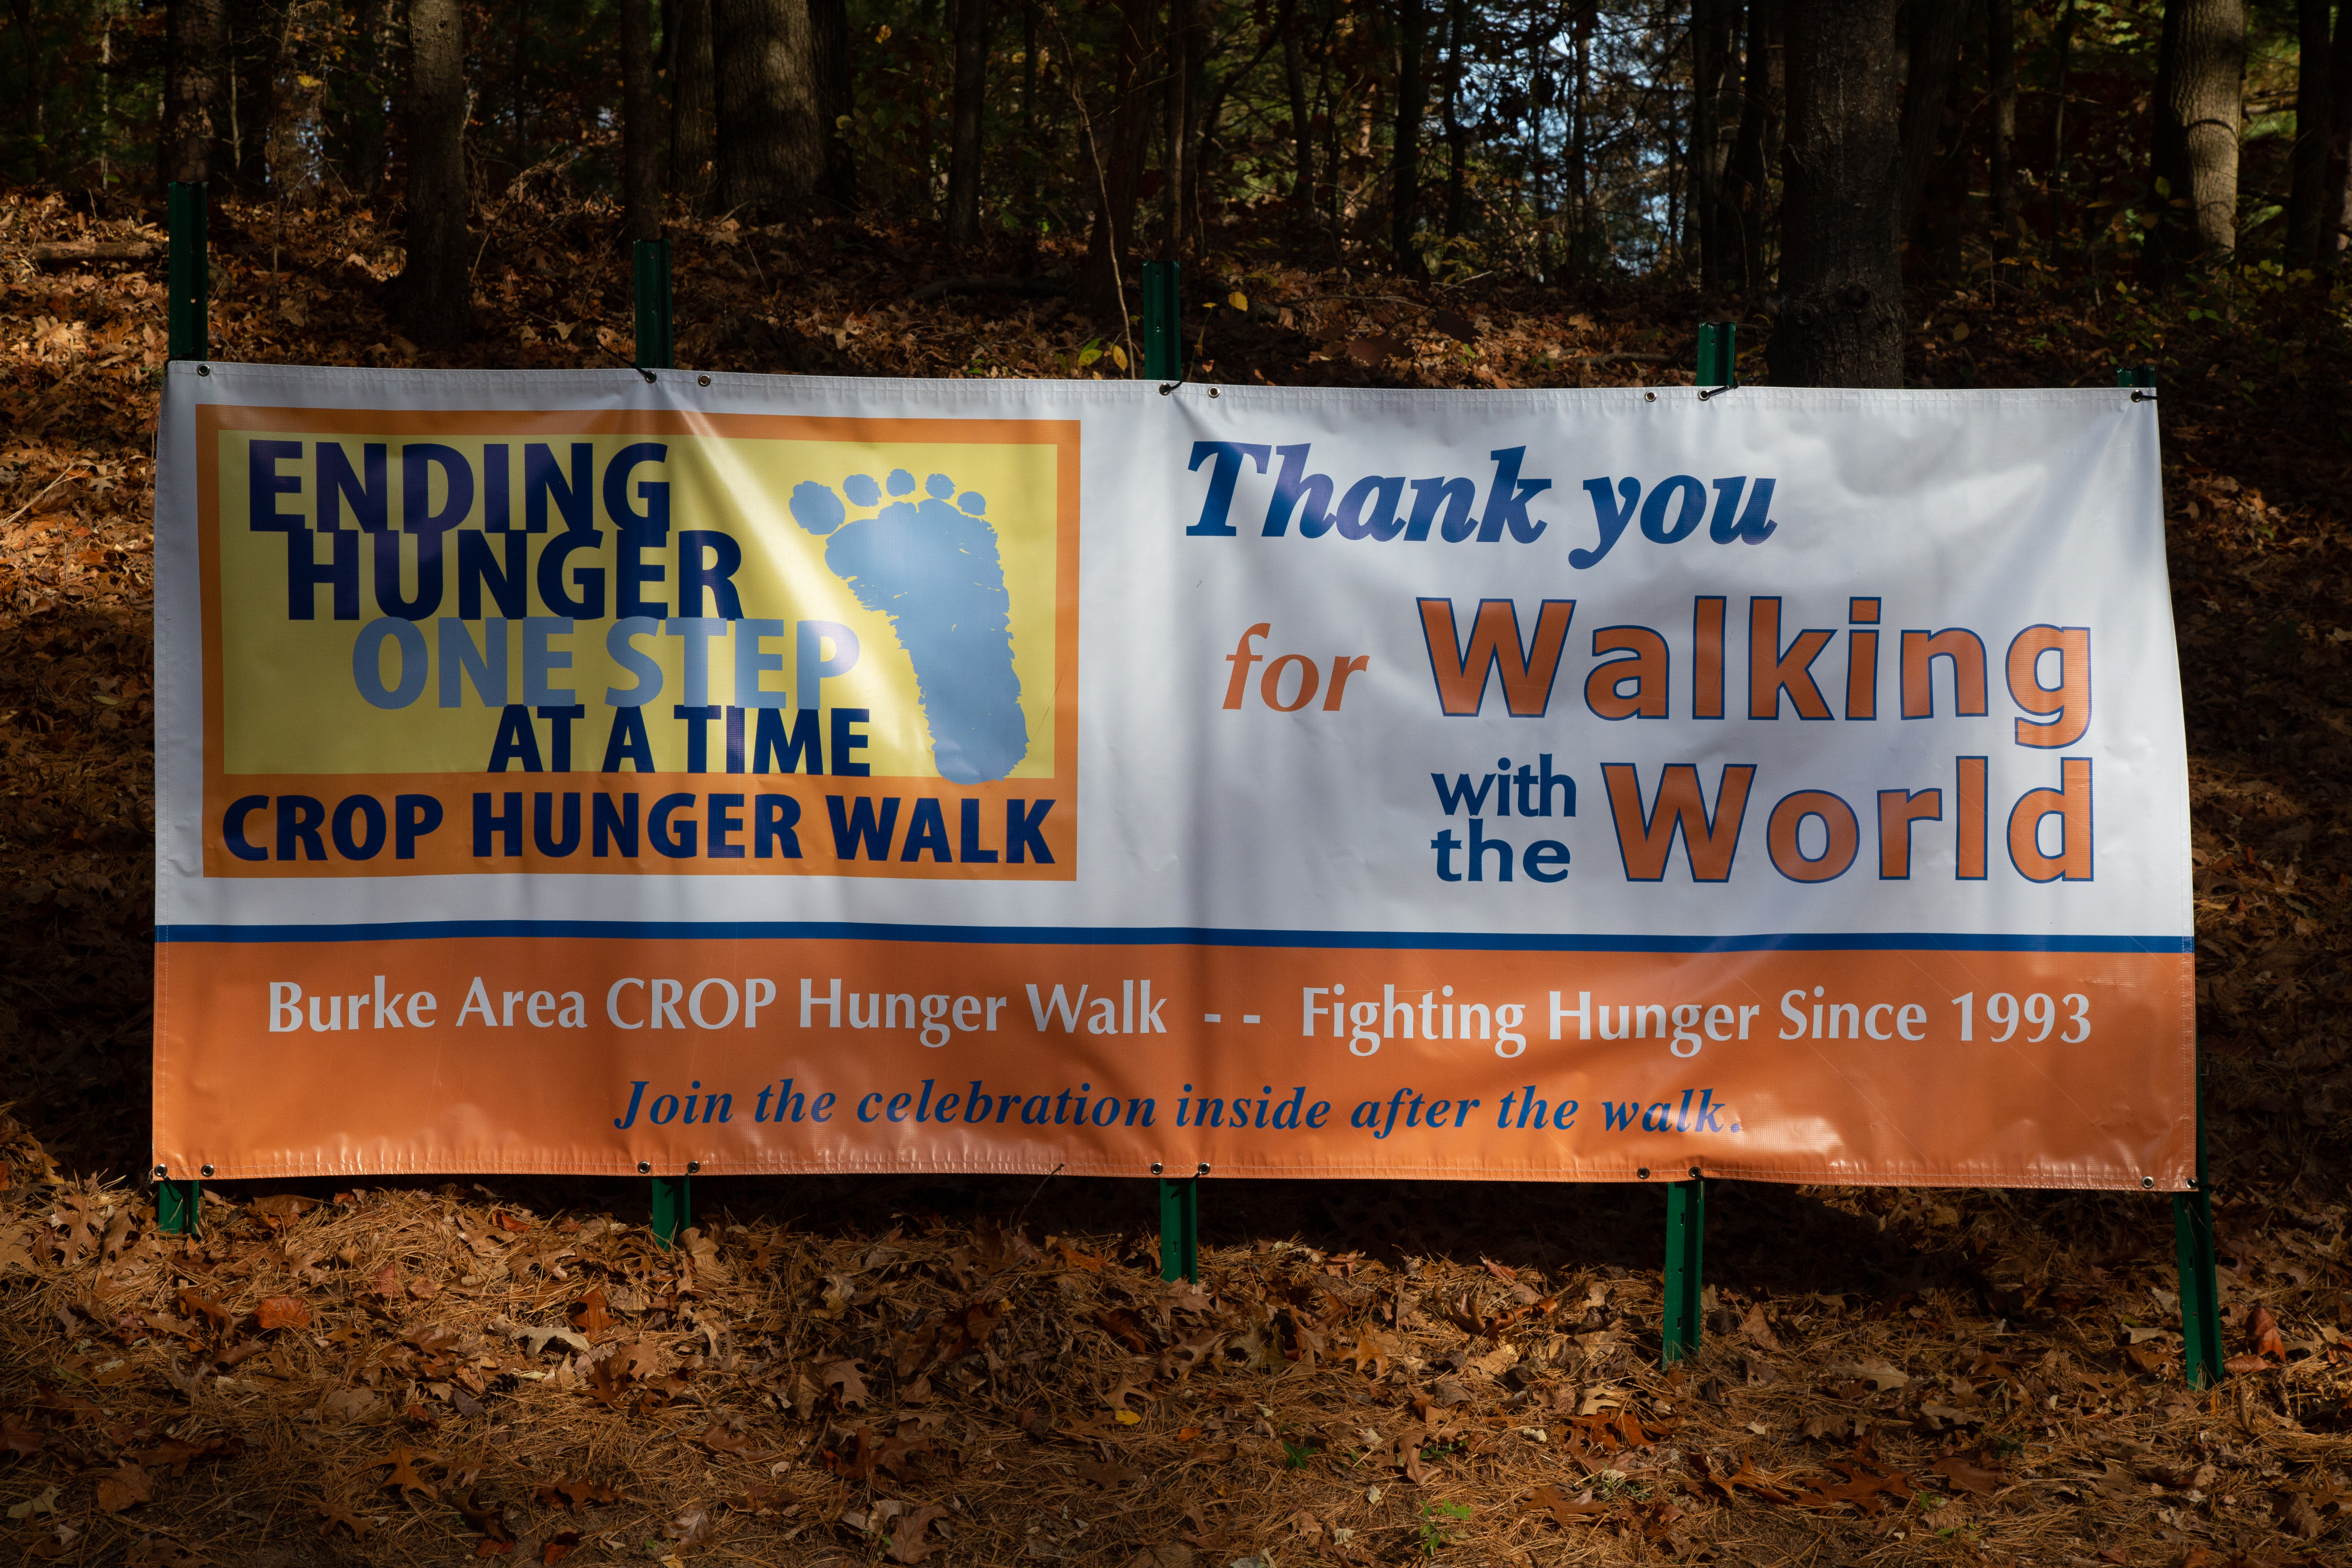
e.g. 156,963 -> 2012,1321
3,186 -> 2352,1566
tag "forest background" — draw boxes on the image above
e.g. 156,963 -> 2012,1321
4,1 -> 2352,1566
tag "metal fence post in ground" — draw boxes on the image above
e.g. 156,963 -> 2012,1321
156,180 -> 210,1238
2174,1060 -> 2223,1388
650,1165 -> 693,1250
2112,365 -> 2217,1382
1662,1170 -> 1706,1363
156,1174 -> 201,1238
167,181 -> 208,362
1656,321 -> 1740,1359
1157,1165 -> 1200,1284
1696,319 -> 1736,392
1143,259 -> 1180,383
634,236 -> 680,1245
1142,255 -> 1195,1281
2127,359 -> 2223,1382
634,238 -> 673,371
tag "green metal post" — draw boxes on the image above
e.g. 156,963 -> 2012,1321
1662,1174 -> 1705,1363
1145,256 -> 1188,1280
156,1177 -> 201,1237
1142,259 -> 1180,382
167,181 -> 208,361
2174,1067 -> 2223,1388
633,238 -> 674,370
1696,320 -> 1736,389
1655,318 -> 1739,1359
650,1173 -> 690,1249
1158,1172 -> 1198,1283
158,183 -> 209,1239
2115,363 -> 2217,1386
632,235 -> 679,1246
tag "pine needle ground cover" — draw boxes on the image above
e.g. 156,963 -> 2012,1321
3,188 -> 2351,1565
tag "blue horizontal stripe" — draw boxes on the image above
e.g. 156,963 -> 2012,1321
154,921 -> 2192,955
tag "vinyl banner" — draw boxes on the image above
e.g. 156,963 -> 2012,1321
153,365 -> 2193,1190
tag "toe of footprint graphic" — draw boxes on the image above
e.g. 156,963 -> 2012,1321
788,468 -> 1029,784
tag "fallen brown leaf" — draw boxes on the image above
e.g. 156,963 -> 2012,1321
174,1289 -> 231,1335
822,1356 -> 870,1410
1524,1483 -> 1609,1526
1346,1331 -> 1399,1378
568,1287 -> 610,1338
697,1421 -> 782,1461
254,1295 -> 310,1332
316,1497 -> 371,1540
727,1483 -> 790,1516
380,1443 -> 437,1501
455,1488 -> 515,1555
885,1501 -> 951,1563
1073,1457 -> 1144,1487
1926,1453 -> 2006,1495
584,1354 -> 628,1410
131,1436 -> 241,1476
94,1461 -> 153,1512
532,1480 -> 619,1510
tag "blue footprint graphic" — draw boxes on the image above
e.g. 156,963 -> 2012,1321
787,468 -> 1029,784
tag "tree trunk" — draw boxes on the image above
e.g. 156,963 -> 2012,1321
947,0 -> 989,247
811,0 -> 858,211
1019,0 -> 1041,221
1441,0 -> 1468,235
2049,0 -> 2075,249
162,0 -> 229,188
1162,0 -> 1195,255
229,0 -> 289,190
1721,0 -> 1781,290
1181,0 -> 1210,253
2325,0 -> 2352,264
623,0 -> 662,240
1896,0 -> 1967,236
714,0 -> 828,220
670,0 -> 717,209
1987,0 -> 2016,256
506,3 -> 530,183
339,0 -> 392,196
1024,0 -> 1038,131
1772,0 -> 1903,388
1692,0 -> 1734,289
1283,13 -> 1315,205
1570,5 -> 1592,267
1318,16 -> 1340,230
2286,0 -> 2332,262
1084,0 -> 1156,323
399,0 -> 470,348
1390,0 -> 1424,271
2146,0 -> 2243,287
